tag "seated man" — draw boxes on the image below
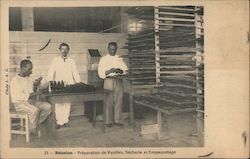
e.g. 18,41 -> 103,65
10,59 -> 51,135
98,42 -> 128,127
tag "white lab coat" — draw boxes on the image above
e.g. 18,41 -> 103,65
47,56 -> 81,125
47,56 -> 81,85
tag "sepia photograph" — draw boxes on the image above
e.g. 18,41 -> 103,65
7,5 -> 204,148
0,0 -> 249,158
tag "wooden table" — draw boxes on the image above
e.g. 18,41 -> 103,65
43,90 -> 111,138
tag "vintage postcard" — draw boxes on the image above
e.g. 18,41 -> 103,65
0,0 -> 249,158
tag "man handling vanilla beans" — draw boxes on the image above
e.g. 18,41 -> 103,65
98,42 -> 128,127
10,59 -> 51,135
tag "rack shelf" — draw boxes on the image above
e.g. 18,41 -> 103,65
127,6 -> 204,123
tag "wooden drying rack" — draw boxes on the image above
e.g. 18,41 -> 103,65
126,6 -> 204,140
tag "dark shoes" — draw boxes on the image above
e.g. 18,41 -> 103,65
105,124 -> 113,127
56,123 -> 70,129
64,123 -> 70,127
30,126 -> 41,137
56,124 -> 63,129
105,123 -> 124,128
30,129 -> 38,135
114,123 -> 124,127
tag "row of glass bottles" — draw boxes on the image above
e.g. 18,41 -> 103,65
48,81 -> 65,92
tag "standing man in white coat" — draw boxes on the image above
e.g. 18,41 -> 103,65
47,43 -> 81,129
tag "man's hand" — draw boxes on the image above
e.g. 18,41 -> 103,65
33,77 -> 43,92
29,92 -> 37,97
105,68 -> 116,75
28,92 -> 37,105
115,68 -> 123,74
33,77 -> 43,86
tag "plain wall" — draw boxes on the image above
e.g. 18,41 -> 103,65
9,31 -> 128,116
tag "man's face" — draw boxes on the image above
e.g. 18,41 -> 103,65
22,63 -> 33,77
60,45 -> 69,57
108,45 -> 117,56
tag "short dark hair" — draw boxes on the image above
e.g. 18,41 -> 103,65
59,43 -> 70,50
20,59 -> 32,69
108,42 -> 117,48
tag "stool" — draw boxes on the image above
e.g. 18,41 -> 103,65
10,110 -> 41,143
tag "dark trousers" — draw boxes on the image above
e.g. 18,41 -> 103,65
104,78 -> 123,124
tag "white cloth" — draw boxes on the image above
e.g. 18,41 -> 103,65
98,54 -> 128,79
14,101 -> 51,132
10,75 -> 33,103
47,56 -> 81,125
55,103 -> 71,125
47,56 -> 81,85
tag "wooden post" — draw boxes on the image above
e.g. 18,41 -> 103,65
195,6 -> 200,137
102,98 -> 107,133
10,118 -> 12,141
154,7 -> 160,84
129,92 -> 134,125
121,7 -> 128,33
195,6 -> 204,139
21,7 -> 34,31
157,110 -> 162,139
93,102 -> 97,127
46,103 -> 56,138
20,118 -> 24,131
25,115 -> 30,143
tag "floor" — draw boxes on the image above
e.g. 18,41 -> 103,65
10,109 -> 204,148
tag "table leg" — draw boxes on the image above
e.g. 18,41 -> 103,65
157,110 -> 162,140
129,94 -> 134,125
46,103 -> 56,138
197,111 -> 204,144
92,102 -> 97,128
102,99 -> 107,133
